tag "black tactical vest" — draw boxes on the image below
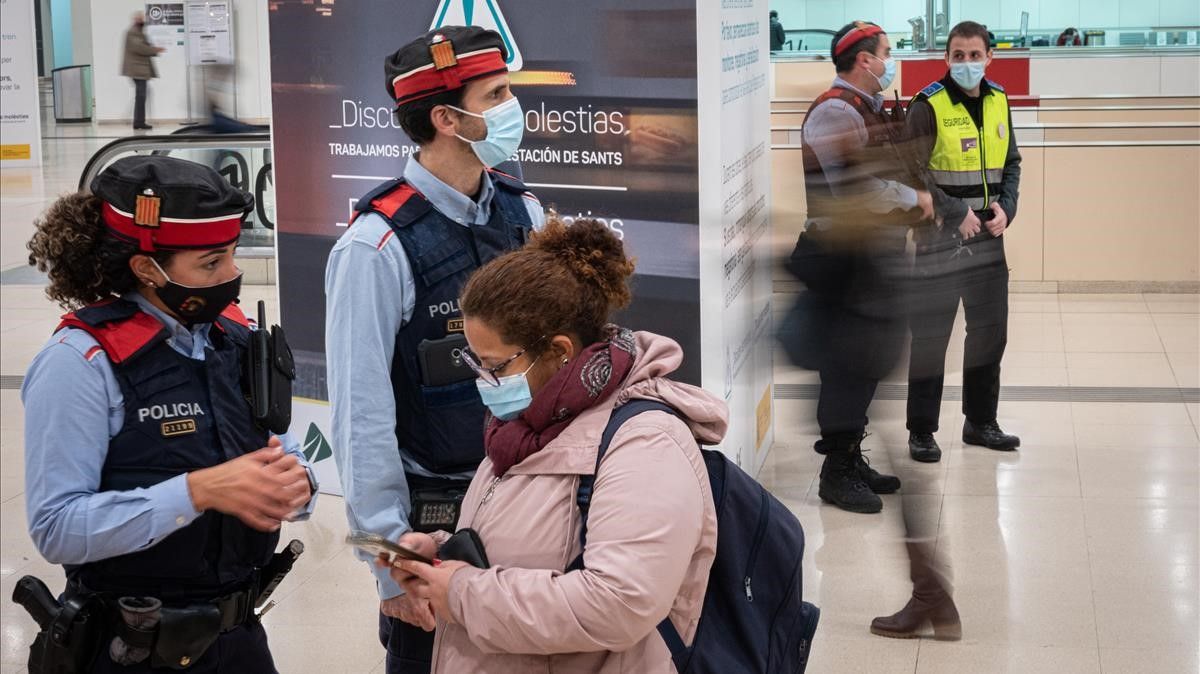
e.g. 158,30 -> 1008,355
60,299 -> 277,602
352,170 -> 532,475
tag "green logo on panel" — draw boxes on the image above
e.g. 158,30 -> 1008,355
302,423 -> 333,463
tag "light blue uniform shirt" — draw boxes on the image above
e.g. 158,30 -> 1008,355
22,292 -> 316,567
325,157 -> 544,599
802,76 -> 919,215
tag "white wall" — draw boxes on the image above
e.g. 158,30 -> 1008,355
71,0 -> 92,69
1029,54 -> 1200,95
771,0 -> 1200,33
89,0 -> 272,123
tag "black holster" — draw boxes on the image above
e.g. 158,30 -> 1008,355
25,593 -> 105,674
148,605 -> 222,670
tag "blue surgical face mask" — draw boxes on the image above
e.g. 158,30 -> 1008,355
869,54 -> 897,91
950,61 -> 986,91
476,358 -> 536,421
450,97 -> 525,168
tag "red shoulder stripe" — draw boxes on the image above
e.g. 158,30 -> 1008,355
377,230 -> 395,251
84,346 -> 103,361
370,184 -> 421,220
219,303 -> 251,328
57,311 -> 166,364
487,167 -> 520,182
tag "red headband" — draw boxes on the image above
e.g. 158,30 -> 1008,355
102,201 -> 243,252
391,47 -> 508,106
834,23 -> 884,57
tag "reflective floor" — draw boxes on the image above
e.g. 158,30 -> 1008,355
1,114 -> 1197,673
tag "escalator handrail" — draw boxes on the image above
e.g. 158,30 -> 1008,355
78,132 -> 271,191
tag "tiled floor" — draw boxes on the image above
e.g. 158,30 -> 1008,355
1,113 -> 1198,673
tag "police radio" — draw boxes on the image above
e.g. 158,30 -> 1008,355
246,301 -> 295,434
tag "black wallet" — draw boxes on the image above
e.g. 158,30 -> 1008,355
439,529 -> 490,569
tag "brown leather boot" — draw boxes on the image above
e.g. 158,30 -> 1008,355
870,594 -> 962,641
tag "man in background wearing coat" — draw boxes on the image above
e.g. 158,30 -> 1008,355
122,12 -> 165,131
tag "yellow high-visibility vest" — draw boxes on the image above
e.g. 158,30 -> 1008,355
918,80 -> 1011,211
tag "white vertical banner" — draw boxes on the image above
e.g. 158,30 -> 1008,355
186,0 -> 234,65
697,0 -> 775,473
0,0 -> 44,167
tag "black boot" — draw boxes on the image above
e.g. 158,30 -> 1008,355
852,442 -> 901,494
908,432 -> 942,463
819,451 -> 883,514
962,419 -> 1019,451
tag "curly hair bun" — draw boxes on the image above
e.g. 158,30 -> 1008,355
528,218 -> 635,312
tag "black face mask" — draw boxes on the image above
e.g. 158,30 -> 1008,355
152,262 -> 243,325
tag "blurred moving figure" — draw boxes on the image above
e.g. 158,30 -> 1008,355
903,20 -> 1022,464
869,496 -> 962,641
122,12 -> 165,131
786,20 -> 933,514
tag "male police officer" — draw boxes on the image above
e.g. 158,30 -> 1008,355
797,21 -> 933,514
905,20 -> 1021,463
324,26 -> 543,674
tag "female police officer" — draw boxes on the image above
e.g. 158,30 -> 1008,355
21,155 -> 315,673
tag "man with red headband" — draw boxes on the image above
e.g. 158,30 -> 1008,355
324,25 -> 543,674
793,21 -> 933,515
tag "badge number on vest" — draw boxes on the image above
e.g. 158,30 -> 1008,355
447,318 -> 464,333
162,419 -> 197,437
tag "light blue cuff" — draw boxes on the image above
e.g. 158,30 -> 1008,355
895,182 -> 919,210
288,465 -> 319,522
155,474 -> 203,535
373,559 -> 404,600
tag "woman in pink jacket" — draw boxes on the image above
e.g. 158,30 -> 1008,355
388,218 -> 727,672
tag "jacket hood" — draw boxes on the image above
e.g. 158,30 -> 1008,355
615,331 -> 728,445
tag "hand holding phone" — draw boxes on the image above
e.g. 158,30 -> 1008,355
346,531 -> 434,566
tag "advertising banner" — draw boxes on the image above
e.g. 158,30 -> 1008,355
0,0 -> 43,167
697,0 -> 774,473
268,0 -> 772,489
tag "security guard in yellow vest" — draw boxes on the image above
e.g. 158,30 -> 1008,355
904,21 -> 1022,464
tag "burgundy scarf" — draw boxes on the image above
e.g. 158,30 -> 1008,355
484,326 -> 637,477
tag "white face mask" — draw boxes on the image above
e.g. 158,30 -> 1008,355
448,97 -> 525,168
868,53 -> 897,91
950,61 -> 986,90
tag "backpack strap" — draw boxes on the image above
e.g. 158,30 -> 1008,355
569,399 -> 678,571
568,399 -> 693,671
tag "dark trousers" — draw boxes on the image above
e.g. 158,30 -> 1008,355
907,236 -> 1009,433
91,621 -> 276,673
133,79 -> 148,128
379,611 -> 434,674
816,365 -> 880,449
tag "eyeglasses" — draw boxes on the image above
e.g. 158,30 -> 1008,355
461,335 -> 546,387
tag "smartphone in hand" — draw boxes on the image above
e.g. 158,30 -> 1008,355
346,531 -> 433,566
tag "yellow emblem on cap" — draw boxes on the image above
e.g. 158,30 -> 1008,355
430,36 -> 458,71
135,189 -> 161,227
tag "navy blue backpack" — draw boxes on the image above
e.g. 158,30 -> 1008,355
572,400 -> 820,673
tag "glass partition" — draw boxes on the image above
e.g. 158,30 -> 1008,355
768,0 -> 1200,56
